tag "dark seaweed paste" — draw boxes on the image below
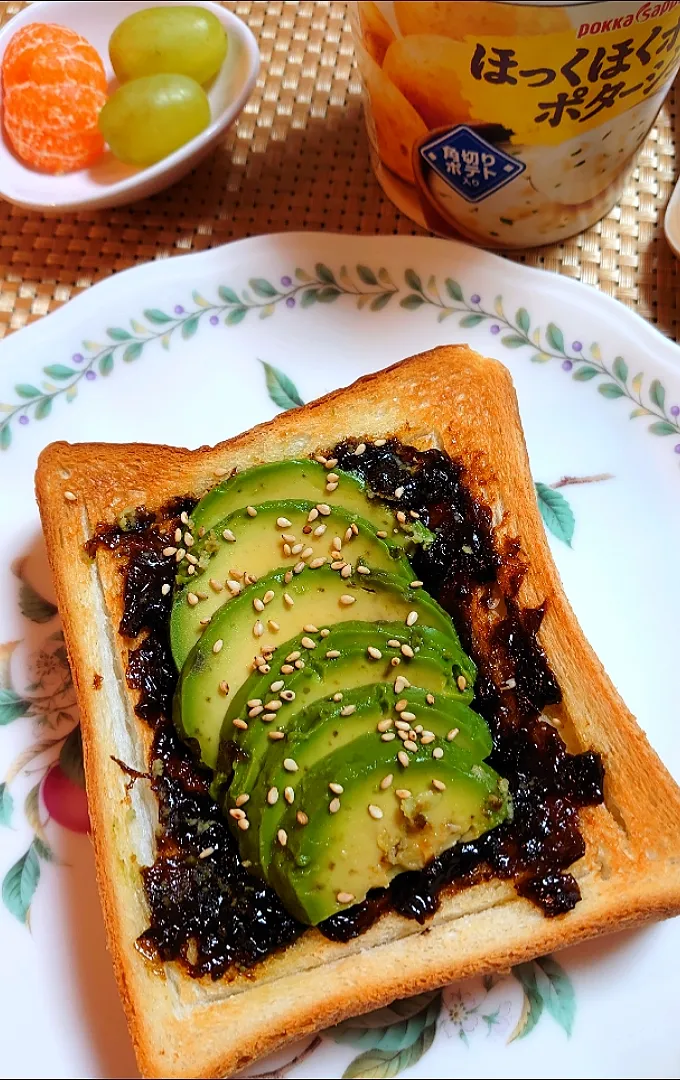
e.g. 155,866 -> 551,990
87,441 -> 604,979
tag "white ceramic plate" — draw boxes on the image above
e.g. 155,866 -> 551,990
0,233 -> 679,1080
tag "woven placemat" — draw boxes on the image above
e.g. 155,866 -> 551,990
1,0 -> 679,341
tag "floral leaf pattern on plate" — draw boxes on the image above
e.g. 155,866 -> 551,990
340,992 -> 441,1079
535,483 -> 575,547
2,842 -> 40,925
260,360 -> 304,411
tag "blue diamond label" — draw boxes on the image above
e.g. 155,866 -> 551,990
420,126 -> 525,204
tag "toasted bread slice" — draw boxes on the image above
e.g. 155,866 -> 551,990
35,345 -> 680,1079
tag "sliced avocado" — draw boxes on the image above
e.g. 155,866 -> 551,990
170,500 -> 413,668
231,683 -> 493,872
191,459 -> 397,535
271,733 -> 507,924
175,566 -> 458,770
219,620 -> 476,790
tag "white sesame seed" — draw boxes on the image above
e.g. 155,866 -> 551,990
253,597 -> 265,612
208,578 -> 223,594
326,482 -> 338,493
421,733 -> 435,745
200,617 -> 211,626
283,544 -> 292,557
395,718 -> 410,730
337,891 -> 355,904
281,663 -> 294,674
457,675 -> 468,691
374,438 -> 386,447
235,793 -> 249,807
277,829 -> 288,846
185,553 -> 199,566
344,527 -> 353,542
286,651 -> 301,662
391,657 -> 401,667
281,533 -> 296,543
377,718 -> 393,732
312,523 -> 327,538
406,611 -> 418,627
163,546 -> 177,557
297,811 -> 309,825
395,486 -> 405,498
253,620 -> 264,637
212,639 -> 224,654
404,739 -> 418,752
355,443 -> 366,455
326,473 -> 339,484
284,786 -> 295,804
198,846 -> 215,860
341,563 -> 353,578
293,560 -> 305,574
280,689 -> 296,702
325,458 -> 338,469
396,788 -> 411,799
329,797 -> 341,813
387,639 -> 401,648
433,747 -> 444,759
326,649 -> 340,659
377,531 -> 388,539
261,712 -> 276,723
340,594 -> 356,606
291,543 -> 303,555
283,593 -> 295,607
401,711 -> 416,722
333,692 -> 343,702
64,490 -> 77,502
264,700 -> 282,712
301,547 -> 314,560
303,623 -> 319,633
244,572 -> 258,585
277,517 -> 292,528
307,508 -> 319,522
237,817 -> 250,831
222,528 -> 236,542
315,454 -> 327,465
247,696 -> 262,708
233,718 -> 248,730
320,628 -> 330,637
381,731 -> 396,742
309,556 -> 326,568
357,565 -> 371,575
397,730 -> 409,741
410,580 -> 423,589
174,527 -> 182,543
398,751 -> 409,767
394,676 -> 408,694
332,536 -> 342,551
269,730 -> 285,740
433,779 -> 446,791
340,704 -> 357,716
426,694 -> 435,705
367,646 -> 382,660
331,560 -> 345,571
401,644 -> 415,658
368,804 -> 383,820
229,807 -> 245,819
283,758 -> 298,772
161,583 -> 171,596
351,523 -> 359,535
246,506 -> 257,517
284,570 -> 293,583
329,782 -> 344,794
395,699 -> 408,713
380,774 -> 394,790
180,512 -> 190,526
317,503 -> 331,516
396,511 -> 407,524
184,532 -> 194,547
270,680 -> 284,693
226,580 -> 242,594
301,636 -> 316,650
447,728 -> 459,741
219,680 -> 229,695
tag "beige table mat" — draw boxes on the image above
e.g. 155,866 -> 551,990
1,0 -> 679,341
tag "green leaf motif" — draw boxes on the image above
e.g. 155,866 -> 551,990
572,366 -> 599,381
405,269 -> 423,293
334,993 -> 440,1050
300,289 -> 317,308
502,334 -> 527,349
648,421 -> 677,435
144,308 -> 172,324
1,425 -> 10,451
459,313 -> 484,328
509,962 -> 544,1041
15,384 -> 41,399
445,277 -> 464,302
515,307 -> 530,333
535,956 -> 575,1037
631,372 -> 644,395
24,782 -> 44,841
546,322 -> 565,353
60,725 -> 85,788
99,352 -> 114,376
2,843 -> 40,924
315,263 -> 336,285
370,292 -> 392,312
218,285 -> 240,305
535,483 -> 575,547
531,352 -> 550,363
0,782 -> 13,827
249,277 -> 278,299
43,365 -> 75,381
192,291 -> 210,308
123,341 -> 144,363
612,356 -> 628,384
598,383 -> 626,399
0,687 -> 30,725
357,264 -> 378,286
34,398 -> 52,420
107,327 -> 132,341
261,361 -> 304,411
400,294 -> 425,310
226,307 -> 247,326
18,580 -> 57,624
181,316 -> 200,340
341,994 -> 439,1079
316,286 -> 341,303
34,837 -> 55,862
649,378 -> 665,411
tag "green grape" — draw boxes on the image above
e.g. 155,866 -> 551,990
109,6 -> 227,86
98,74 -> 211,167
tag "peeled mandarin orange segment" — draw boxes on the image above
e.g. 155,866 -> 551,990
3,83 -> 107,173
2,23 -> 106,92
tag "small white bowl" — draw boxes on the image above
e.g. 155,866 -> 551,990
0,0 -> 260,211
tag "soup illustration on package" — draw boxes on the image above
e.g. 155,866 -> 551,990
352,1 -> 680,247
